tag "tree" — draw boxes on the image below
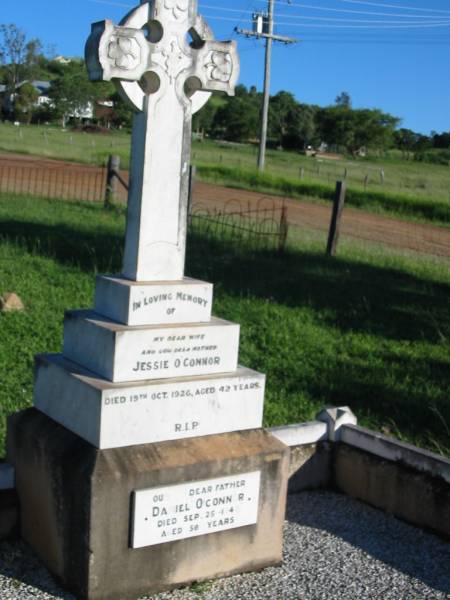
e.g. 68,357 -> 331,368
335,91 -> 352,109
0,24 -> 43,88
394,128 -> 418,159
110,90 -> 134,129
269,93 -> 317,150
432,131 -> 450,149
48,60 -> 112,127
14,81 -> 39,123
213,86 -> 260,142
269,91 -> 298,147
0,24 -> 26,90
192,97 -> 218,137
317,106 -> 399,154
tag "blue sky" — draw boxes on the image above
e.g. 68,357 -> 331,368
2,0 -> 450,134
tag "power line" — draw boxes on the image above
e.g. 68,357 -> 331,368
87,1 -> 450,35
204,14 -> 251,23
89,0 -> 450,25
202,5 -> 450,24
340,0 -> 450,14
253,0 -> 450,19
273,19 -> 450,28
285,35 -> 450,44
230,0 -> 259,39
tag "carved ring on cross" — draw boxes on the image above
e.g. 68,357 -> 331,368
85,0 -> 240,114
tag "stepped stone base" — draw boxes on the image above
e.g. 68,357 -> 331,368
7,409 -> 289,600
63,310 -> 240,383
34,354 -> 265,449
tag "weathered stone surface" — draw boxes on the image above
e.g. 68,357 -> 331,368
333,443 -> 450,540
287,443 -> 333,494
7,409 -> 289,600
62,310 -> 240,382
341,424 -> 450,484
95,275 -> 213,326
0,293 -> 24,312
316,406 -> 357,441
34,354 -> 265,448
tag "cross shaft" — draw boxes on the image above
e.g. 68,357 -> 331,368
86,0 -> 239,281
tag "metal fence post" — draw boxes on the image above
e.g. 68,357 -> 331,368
278,204 -> 289,253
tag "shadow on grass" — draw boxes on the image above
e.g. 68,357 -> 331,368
1,218 -> 449,345
187,232 -> 450,345
1,218 -> 449,450
0,219 -> 124,273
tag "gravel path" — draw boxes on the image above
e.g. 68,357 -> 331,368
0,491 -> 448,599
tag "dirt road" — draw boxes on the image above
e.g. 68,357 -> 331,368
1,153 -> 449,259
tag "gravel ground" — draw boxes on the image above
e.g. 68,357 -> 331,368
0,491 -> 448,599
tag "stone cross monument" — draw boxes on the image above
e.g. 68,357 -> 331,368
7,2 -> 289,598
86,0 -> 239,280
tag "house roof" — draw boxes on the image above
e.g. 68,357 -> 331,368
16,80 -> 51,95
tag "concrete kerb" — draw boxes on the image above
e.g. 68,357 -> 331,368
340,424 -> 450,485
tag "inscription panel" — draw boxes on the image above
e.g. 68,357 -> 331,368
95,276 -> 213,326
101,371 -> 264,447
115,323 -> 239,382
63,313 -> 239,383
34,355 -> 264,449
131,471 -> 261,548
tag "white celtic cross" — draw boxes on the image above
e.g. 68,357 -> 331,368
86,0 -> 239,281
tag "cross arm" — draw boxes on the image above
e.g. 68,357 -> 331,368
191,39 -> 240,97
85,20 -> 150,83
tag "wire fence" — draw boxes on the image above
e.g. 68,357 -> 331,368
0,161 -> 106,203
0,155 -> 449,262
189,197 -> 288,253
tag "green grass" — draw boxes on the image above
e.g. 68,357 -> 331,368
1,123 -> 450,226
0,121 -> 131,167
196,163 -> 450,227
0,193 -> 449,457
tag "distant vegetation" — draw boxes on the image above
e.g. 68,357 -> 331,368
1,23 -> 449,165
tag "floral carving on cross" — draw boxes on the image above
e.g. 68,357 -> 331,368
206,51 -> 233,83
163,0 -> 187,20
107,35 -> 140,71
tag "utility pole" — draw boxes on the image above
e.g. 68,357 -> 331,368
235,3 -> 297,172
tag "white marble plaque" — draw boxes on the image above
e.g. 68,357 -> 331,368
63,311 -> 239,383
131,471 -> 261,548
34,354 -> 265,449
95,276 -> 213,326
